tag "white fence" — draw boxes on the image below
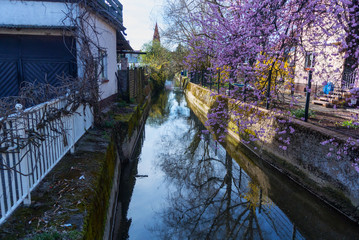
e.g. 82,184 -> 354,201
342,69 -> 358,89
0,97 -> 93,224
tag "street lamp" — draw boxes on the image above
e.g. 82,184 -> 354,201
304,52 -> 315,122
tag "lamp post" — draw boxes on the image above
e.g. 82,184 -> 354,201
304,69 -> 313,122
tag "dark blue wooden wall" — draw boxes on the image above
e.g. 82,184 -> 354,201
0,34 -> 77,98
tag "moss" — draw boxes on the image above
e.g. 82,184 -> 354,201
114,112 -> 134,122
82,141 -> 117,240
82,96 -> 151,239
113,104 -> 144,138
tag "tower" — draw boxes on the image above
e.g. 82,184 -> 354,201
153,23 -> 160,43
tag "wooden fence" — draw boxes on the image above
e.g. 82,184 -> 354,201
117,67 -> 146,103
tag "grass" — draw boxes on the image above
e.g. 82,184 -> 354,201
291,108 -> 315,119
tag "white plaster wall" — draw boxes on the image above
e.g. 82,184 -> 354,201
293,18 -> 346,89
0,0 -> 75,27
95,16 -> 118,100
78,12 -> 118,101
294,45 -> 344,88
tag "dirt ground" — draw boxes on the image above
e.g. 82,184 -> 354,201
309,111 -> 358,138
286,94 -> 359,138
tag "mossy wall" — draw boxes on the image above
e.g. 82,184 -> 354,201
185,82 -> 359,222
82,94 -> 152,239
82,141 -> 118,240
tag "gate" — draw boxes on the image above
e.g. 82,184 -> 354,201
0,34 -> 77,98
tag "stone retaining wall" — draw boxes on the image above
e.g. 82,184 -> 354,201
185,82 -> 359,222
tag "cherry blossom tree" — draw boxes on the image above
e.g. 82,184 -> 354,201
165,0 -> 359,167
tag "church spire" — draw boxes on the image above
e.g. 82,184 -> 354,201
153,23 -> 160,43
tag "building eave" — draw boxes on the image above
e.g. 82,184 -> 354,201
117,31 -> 133,51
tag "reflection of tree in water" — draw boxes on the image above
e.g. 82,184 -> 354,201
152,115 -> 276,240
147,90 -> 172,126
174,88 -> 183,106
148,90 -> 188,126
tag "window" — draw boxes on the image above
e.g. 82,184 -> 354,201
99,50 -> 108,79
304,52 -> 315,69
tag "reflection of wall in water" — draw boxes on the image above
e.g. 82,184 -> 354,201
110,127 -> 146,240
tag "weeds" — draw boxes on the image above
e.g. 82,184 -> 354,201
341,120 -> 359,129
291,108 -> 315,119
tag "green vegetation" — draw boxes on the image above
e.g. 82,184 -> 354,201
341,120 -> 359,129
141,41 -> 172,93
291,108 -> 315,119
141,41 -> 188,94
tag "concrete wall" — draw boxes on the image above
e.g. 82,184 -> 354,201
185,82 -> 359,222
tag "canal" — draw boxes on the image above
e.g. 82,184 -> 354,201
113,81 -> 359,240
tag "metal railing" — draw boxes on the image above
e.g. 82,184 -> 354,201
342,69 -> 358,89
0,97 -> 93,224
96,0 -> 123,25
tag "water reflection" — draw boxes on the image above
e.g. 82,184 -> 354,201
151,99 -> 303,240
147,91 -> 171,126
112,125 -> 146,239
120,85 -> 359,240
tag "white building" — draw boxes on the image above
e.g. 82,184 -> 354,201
0,0 -> 132,104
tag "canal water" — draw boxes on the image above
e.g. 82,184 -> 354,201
114,81 -> 359,240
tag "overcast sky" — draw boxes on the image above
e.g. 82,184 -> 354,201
120,0 -> 165,50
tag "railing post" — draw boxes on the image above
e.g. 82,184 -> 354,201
66,90 -> 76,154
15,104 -> 31,206
243,74 -> 247,102
71,113 -> 75,154
218,70 -> 220,94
